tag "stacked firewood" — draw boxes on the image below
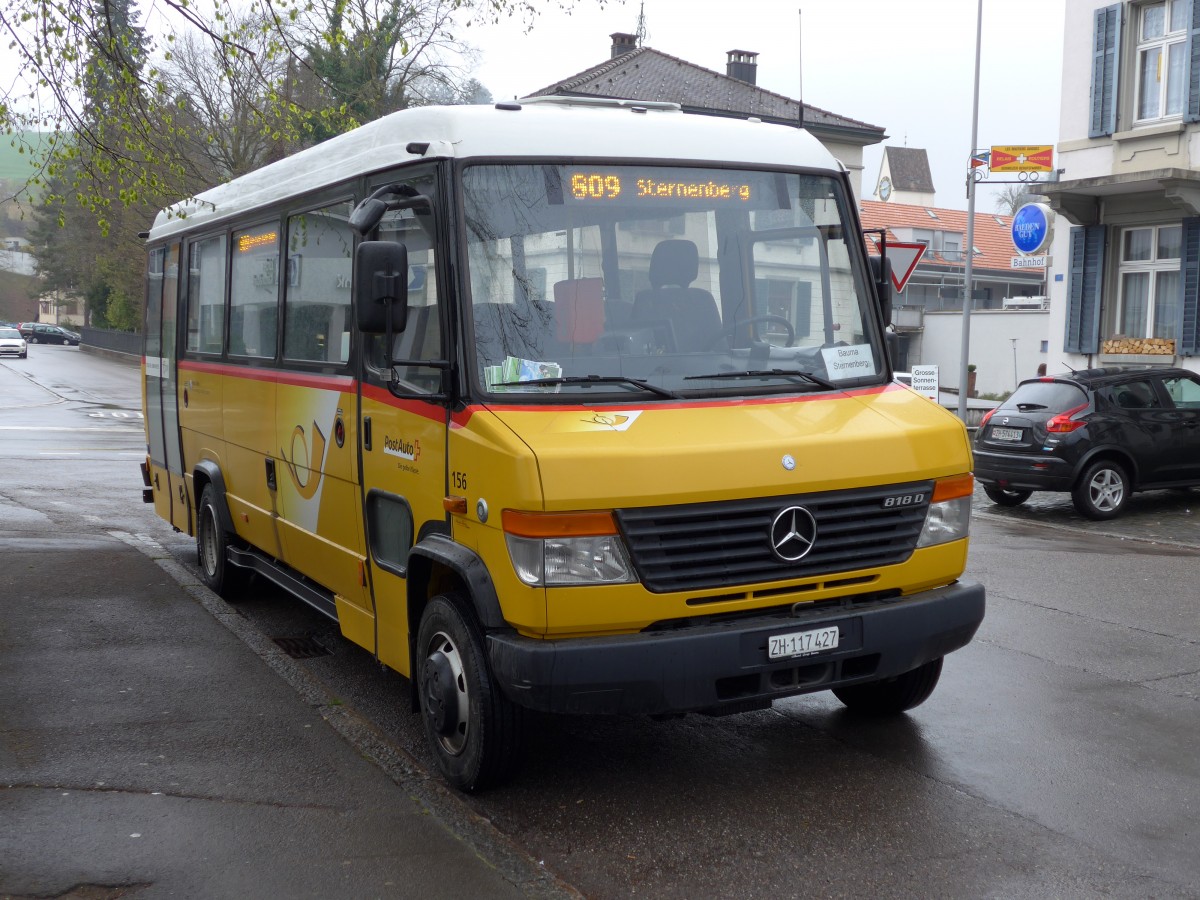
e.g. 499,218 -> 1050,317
1101,337 -> 1175,355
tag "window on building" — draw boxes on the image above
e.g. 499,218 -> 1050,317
1135,1 -> 1188,122
1117,224 -> 1181,339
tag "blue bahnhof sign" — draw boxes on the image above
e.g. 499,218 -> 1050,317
1011,203 -> 1052,255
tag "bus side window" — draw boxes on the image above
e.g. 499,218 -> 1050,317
230,224 -> 280,359
186,235 -> 227,354
372,200 -> 443,393
284,201 -> 355,365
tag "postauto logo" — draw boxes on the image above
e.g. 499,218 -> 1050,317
1012,203 -> 1051,255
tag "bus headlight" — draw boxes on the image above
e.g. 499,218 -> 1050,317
503,510 -> 637,586
916,474 -> 973,548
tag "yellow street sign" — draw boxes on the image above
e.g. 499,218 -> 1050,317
989,145 -> 1054,172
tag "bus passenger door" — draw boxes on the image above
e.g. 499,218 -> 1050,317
359,181 -> 449,678
273,201 -> 374,635
144,243 -> 190,532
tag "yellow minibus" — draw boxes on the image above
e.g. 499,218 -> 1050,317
142,97 -> 984,791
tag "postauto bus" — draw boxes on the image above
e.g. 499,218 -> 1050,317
141,97 -> 984,791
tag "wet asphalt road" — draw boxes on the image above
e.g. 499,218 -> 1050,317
2,348 -> 1198,898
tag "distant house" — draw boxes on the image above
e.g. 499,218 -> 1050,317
872,147 -> 936,206
859,200 -> 1045,312
524,33 -> 886,198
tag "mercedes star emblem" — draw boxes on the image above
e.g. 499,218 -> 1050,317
770,505 -> 817,562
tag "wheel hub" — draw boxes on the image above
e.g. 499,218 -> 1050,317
422,649 -> 459,737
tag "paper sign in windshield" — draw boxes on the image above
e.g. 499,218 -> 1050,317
821,344 -> 875,380
485,356 -> 563,392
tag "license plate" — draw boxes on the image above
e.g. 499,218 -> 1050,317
768,625 -> 839,660
991,426 -> 1023,442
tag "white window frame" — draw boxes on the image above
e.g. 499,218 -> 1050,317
1115,223 -> 1182,340
1134,0 -> 1189,124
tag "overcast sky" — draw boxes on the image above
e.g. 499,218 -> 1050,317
467,0 -> 1066,213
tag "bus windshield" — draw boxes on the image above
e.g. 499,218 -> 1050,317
460,163 -> 883,399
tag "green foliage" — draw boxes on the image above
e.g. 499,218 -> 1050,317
3,0 -> 598,334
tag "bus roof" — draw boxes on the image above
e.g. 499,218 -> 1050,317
148,97 -> 841,241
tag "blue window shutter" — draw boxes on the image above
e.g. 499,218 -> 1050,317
1065,226 -> 1105,354
1188,0 -> 1200,122
1090,5 -> 1122,138
1181,218 -> 1200,355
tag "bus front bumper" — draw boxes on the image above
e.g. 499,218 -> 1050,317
486,580 -> 985,716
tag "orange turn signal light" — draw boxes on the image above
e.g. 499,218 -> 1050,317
443,496 -> 469,515
932,473 -> 974,503
502,509 -> 617,538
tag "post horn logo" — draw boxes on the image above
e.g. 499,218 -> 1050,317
281,420 -> 326,499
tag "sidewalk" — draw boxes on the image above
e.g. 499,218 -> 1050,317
0,525 -> 571,899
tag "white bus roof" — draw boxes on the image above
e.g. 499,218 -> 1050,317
148,97 -> 841,241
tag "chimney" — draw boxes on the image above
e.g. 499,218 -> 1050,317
726,50 -> 758,85
611,33 -> 637,58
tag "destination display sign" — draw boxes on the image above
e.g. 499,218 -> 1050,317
567,171 -> 754,204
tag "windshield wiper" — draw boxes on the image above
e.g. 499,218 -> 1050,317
495,374 -> 682,399
684,368 -> 837,390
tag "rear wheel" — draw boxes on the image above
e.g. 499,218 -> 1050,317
1072,460 -> 1129,520
832,658 -> 943,715
983,485 -> 1032,507
196,484 -> 250,599
417,593 -> 524,791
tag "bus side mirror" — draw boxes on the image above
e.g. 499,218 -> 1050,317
869,256 -> 893,326
355,241 -> 409,334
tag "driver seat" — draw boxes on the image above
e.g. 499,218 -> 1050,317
631,240 -> 722,351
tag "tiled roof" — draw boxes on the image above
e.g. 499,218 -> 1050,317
524,46 -> 885,143
883,147 -> 935,193
858,200 -> 1043,275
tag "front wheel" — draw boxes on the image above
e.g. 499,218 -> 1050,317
983,485 -> 1032,507
196,484 -> 250,599
417,593 -> 524,792
1072,460 -> 1129,520
832,658 -> 943,715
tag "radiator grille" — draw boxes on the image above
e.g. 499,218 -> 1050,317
615,482 -> 932,593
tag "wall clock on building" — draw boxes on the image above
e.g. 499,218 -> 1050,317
878,177 -> 892,202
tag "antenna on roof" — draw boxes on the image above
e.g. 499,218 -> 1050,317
797,9 -> 805,129
635,1 -> 648,47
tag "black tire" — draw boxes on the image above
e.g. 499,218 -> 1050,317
983,485 -> 1032,507
832,657 -> 943,715
1071,459 -> 1129,520
28,336 -> 38,344
196,484 -> 250,599
416,593 -> 524,792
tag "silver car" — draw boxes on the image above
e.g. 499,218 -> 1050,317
0,326 -> 28,358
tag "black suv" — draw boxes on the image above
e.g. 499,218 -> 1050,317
974,366 -> 1200,519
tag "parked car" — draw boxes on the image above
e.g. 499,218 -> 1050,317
0,326 -> 28,358
974,366 -> 1200,519
19,323 -> 81,345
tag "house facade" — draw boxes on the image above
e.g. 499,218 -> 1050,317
1040,0 -> 1200,373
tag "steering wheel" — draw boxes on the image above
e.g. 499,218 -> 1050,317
707,314 -> 796,349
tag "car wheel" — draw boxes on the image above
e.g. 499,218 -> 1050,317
832,657 -> 943,715
983,485 -> 1032,507
196,484 -> 250,599
28,336 -> 38,344
417,593 -> 525,792
1072,460 -> 1129,520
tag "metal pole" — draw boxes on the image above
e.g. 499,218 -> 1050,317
1011,337 -> 1018,388
958,0 -> 983,421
